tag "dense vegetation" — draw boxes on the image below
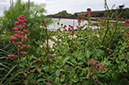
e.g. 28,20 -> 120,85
0,0 -> 129,85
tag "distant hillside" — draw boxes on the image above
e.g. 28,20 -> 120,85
47,8 -> 129,19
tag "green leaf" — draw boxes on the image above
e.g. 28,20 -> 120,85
24,80 -> 29,85
86,74 -> 90,79
0,65 -> 17,84
98,73 -> 105,77
85,50 -> 91,59
56,70 -> 60,77
55,77 -> 60,84
64,65 -> 69,71
78,61 -> 84,65
23,73 -> 27,77
27,74 -> 34,80
0,63 -> 10,69
62,56 -> 70,65
30,79 -> 37,85
123,67 -> 127,72
57,22 -> 60,25
116,59 -> 119,64
97,80 -> 104,85
82,80 -> 89,85
106,61 -> 111,65
41,51 -> 46,56
40,32 -> 44,35
37,68 -> 42,73
72,74 -> 79,83
77,55 -> 82,60
37,79 -> 45,82
70,58 -> 77,64
43,66 -> 49,72
67,61 -> 74,66
28,55 -> 33,61
61,74 -> 65,82
4,72 -> 20,85
51,38 -> 57,42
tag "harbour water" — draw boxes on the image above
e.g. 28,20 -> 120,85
47,18 -> 98,31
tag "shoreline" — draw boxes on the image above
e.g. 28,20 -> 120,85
47,15 -> 126,21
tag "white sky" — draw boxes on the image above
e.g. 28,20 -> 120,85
0,0 -> 129,16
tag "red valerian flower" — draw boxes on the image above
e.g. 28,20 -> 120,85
77,16 -> 82,22
121,31 -> 124,33
81,13 -> 84,17
68,27 -> 71,31
125,20 -> 129,23
124,54 -> 127,56
41,20 -> 46,25
15,21 -> 19,24
7,55 -> 12,57
63,25 -> 66,28
23,52 -> 27,55
124,20 -> 129,26
13,27 -> 18,30
87,8 -> 91,12
88,71 -> 91,75
104,12 -> 106,16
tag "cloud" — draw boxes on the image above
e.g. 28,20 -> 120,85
0,0 -> 9,4
0,0 -> 129,16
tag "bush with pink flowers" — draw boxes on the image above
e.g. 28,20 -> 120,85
0,1 -> 129,85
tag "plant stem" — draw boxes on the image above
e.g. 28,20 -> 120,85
101,17 -> 110,45
46,27 -> 49,54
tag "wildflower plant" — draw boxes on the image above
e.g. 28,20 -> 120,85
1,0 -> 129,84
45,5 -> 129,85
8,15 -> 28,59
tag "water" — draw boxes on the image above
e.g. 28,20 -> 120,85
47,18 -> 98,31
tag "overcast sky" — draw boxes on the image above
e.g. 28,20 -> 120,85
0,0 -> 129,16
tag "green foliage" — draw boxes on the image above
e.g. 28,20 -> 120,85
0,0 -> 129,85
0,0 -> 53,56
36,6 -> 129,85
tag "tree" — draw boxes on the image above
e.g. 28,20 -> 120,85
28,0 -> 30,15
0,0 -> 52,32
0,0 -> 53,55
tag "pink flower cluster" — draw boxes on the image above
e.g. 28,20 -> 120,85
81,13 -> 85,17
68,25 -> 73,31
88,60 -> 107,71
124,54 -> 127,56
124,20 -> 129,26
63,25 -> 67,29
121,31 -> 129,37
46,80 -> 55,85
88,60 -> 107,82
104,12 -> 106,16
41,20 -> 46,26
77,16 -> 82,22
9,36 -> 17,40
7,15 -> 28,58
20,51 -> 27,55
87,8 -> 91,12
127,32 -> 129,37
7,54 -> 18,58
9,15 -> 28,40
